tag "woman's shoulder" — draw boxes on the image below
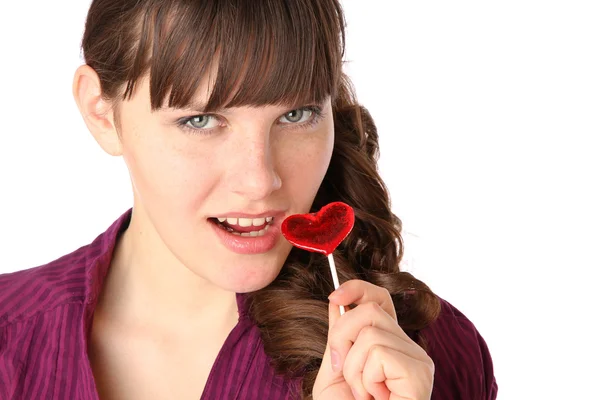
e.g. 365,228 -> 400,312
424,296 -> 486,334
0,241 -> 98,329
420,296 -> 492,356
418,296 -> 498,399
0,245 -> 103,399
0,209 -> 130,329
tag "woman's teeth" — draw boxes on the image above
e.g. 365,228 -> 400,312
235,225 -> 270,237
217,217 -> 274,226
214,216 -> 274,237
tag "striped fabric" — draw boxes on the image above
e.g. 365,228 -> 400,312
0,209 -> 497,399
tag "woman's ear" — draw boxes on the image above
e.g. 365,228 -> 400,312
72,64 -> 123,156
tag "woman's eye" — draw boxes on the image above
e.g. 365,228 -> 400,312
280,108 -> 313,124
186,115 -> 220,129
178,106 -> 323,136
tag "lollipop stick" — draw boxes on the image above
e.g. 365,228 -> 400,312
327,253 -> 345,315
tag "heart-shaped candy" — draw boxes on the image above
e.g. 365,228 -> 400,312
281,202 -> 355,255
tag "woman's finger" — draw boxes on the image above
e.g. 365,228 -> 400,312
342,326 -> 429,400
328,301 -> 420,374
329,279 -> 398,323
362,346 -> 434,400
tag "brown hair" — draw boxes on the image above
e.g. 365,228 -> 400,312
81,0 -> 441,398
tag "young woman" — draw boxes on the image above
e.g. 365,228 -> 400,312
0,0 -> 497,399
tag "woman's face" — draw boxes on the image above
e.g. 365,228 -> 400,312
115,73 -> 334,292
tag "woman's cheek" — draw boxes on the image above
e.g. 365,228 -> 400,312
312,127 -> 335,177
284,134 -> 333,194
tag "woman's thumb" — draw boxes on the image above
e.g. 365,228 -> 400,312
312,301 -> 349,398
324,300 -> 343,374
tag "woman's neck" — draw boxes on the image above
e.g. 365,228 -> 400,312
96,217 -> 239,337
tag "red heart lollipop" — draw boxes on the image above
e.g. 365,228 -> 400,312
281,202 -> 355,255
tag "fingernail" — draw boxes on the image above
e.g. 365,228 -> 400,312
351,387 -> 360,399
331,350 -> 341,373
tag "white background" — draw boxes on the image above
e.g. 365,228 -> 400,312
1,1 -> 598,398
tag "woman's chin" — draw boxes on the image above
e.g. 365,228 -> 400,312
220,263 -> 282,293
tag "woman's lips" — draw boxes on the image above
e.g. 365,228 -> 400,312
209,217 -> 281,254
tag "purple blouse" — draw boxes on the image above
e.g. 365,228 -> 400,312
0,209 -> 497,399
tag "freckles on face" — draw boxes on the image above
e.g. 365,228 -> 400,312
118,92 -> 220,214
277,102 -> 335,211
115,81 -> 336,292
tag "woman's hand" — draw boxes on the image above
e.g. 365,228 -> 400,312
312,279 -> 434,400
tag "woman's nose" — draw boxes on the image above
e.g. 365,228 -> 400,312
226,135 -> 282,200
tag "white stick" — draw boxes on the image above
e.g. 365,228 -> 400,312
327,253 -> 345,315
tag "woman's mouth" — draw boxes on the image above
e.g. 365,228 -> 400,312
208,214 -> 282,254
